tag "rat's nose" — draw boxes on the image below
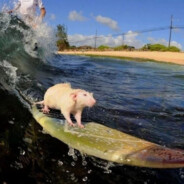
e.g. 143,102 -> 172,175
91,99 -> 96,106
93,99 -> 96,105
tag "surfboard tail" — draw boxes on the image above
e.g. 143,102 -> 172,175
127,145 -> 184,168
112,145 -> 184,168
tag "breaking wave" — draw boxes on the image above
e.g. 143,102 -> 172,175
0,12 -> 57,104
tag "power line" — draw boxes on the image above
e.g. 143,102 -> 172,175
168,15 -> 173,47
94,29 -> 97,49
68,26 -> 168,44
122,34 -> 125,45
68,25 -> 184,45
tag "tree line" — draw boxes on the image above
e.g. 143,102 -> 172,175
56,25 -> 181,52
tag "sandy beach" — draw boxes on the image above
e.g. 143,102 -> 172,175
58,51 -> 184,65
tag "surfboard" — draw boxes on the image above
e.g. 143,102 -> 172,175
32,105 -> 184,168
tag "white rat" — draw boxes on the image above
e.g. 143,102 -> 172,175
36,83 -> 96,128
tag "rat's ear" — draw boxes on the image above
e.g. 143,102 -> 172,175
70,92 -> 77,101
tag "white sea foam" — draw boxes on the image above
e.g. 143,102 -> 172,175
0,60 -> 19,86
33,22 -> 57,60
68,147 -> 78,161
1,2 -> 57,61
20,20 -> 57,60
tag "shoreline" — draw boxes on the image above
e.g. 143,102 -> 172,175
58,51 -> 184,65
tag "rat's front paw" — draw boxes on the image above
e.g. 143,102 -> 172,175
68,122 -> 75,127
78,124 -> 84,128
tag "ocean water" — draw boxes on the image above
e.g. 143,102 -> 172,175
0,13 -> 184,184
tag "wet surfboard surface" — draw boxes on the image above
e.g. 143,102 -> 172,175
32,105 -> 184,168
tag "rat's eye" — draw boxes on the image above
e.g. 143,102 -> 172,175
83,94 -> 87,97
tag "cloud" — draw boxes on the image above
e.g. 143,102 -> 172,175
68,10 -> 87,21
124,31 -> 143,48
68,31 -> 144,48
68,34 -> 94,46
147,37 -> 182,49
170,41 -> 182,49
95,15 -> 120,31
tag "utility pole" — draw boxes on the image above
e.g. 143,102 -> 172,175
94,30 -> 97,49
122,33 -> 125,45
168,15 -> 173,48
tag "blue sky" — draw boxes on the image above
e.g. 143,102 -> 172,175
2,0 -> 184,49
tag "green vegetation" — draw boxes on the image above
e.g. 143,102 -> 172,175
69,45 -> 77,50
167,46 -> 180,52
141,44 -> 180,52
56,24 -> 70,51
114,45 -> 128,51
113,45 -> 135,51
78,45 -> 93,50
142,44 -> 167,51
97,45 -> 110,51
